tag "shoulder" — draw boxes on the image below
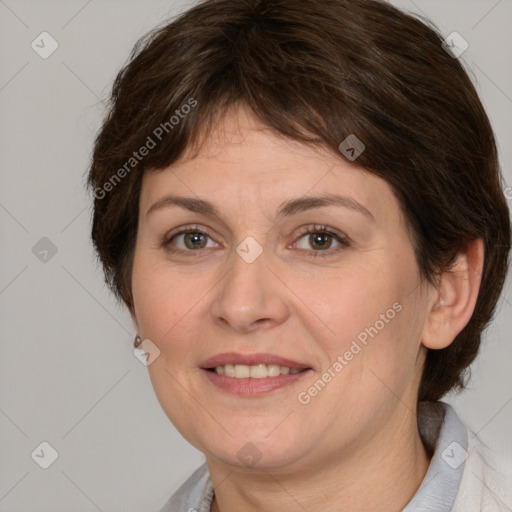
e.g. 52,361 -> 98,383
452,429 -> 512,512
157,462 -> 213,512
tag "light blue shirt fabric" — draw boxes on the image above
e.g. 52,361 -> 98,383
158,401 -> 467,512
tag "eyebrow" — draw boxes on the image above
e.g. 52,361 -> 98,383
146,193 -> 374,221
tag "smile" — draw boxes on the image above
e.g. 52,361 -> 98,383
210,363 -> 306,378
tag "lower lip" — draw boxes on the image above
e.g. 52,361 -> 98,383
201,368 -> 312,395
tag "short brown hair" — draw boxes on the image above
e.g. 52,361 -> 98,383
87,0 -> 511,402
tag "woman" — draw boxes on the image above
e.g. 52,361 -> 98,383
87,0 -> 512,510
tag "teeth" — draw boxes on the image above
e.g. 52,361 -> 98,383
213,364 -> 305,378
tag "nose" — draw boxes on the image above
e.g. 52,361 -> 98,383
210,246 -> 290,333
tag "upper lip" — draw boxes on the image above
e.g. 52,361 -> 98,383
200,352 -> 311,370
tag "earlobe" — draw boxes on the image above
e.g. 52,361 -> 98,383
421,239 -> 484,350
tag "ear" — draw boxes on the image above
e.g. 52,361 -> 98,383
421,239 -> 484,350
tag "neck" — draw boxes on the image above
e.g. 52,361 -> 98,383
207,410 -> 431,512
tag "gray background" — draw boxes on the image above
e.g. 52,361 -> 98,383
0,1 -> 510,510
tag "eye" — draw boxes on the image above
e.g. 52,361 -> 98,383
164,225 -> 219,253
162,223 -> 349,257
292,225 -> 349,256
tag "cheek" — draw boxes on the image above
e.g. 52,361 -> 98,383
304,261 -> 401,337
132,259 -> 210,441
132,252 -> 203,339
305,253 -> 423,385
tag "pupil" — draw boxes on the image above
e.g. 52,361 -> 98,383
310,233 -> 331,250
185,233 -> 206,249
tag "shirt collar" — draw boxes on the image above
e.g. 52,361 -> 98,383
402,401 -> 468,511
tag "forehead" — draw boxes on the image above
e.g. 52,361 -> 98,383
139,105 -> 403,227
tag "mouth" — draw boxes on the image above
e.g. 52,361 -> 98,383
199,353 -> 313,396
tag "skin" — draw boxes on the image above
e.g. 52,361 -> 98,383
130,104 -> 484,512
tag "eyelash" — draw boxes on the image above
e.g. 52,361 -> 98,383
163,224 -> 350,258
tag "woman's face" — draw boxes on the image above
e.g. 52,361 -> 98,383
131,105 -> 433,472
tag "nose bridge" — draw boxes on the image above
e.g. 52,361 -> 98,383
211,239 -> 289,332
